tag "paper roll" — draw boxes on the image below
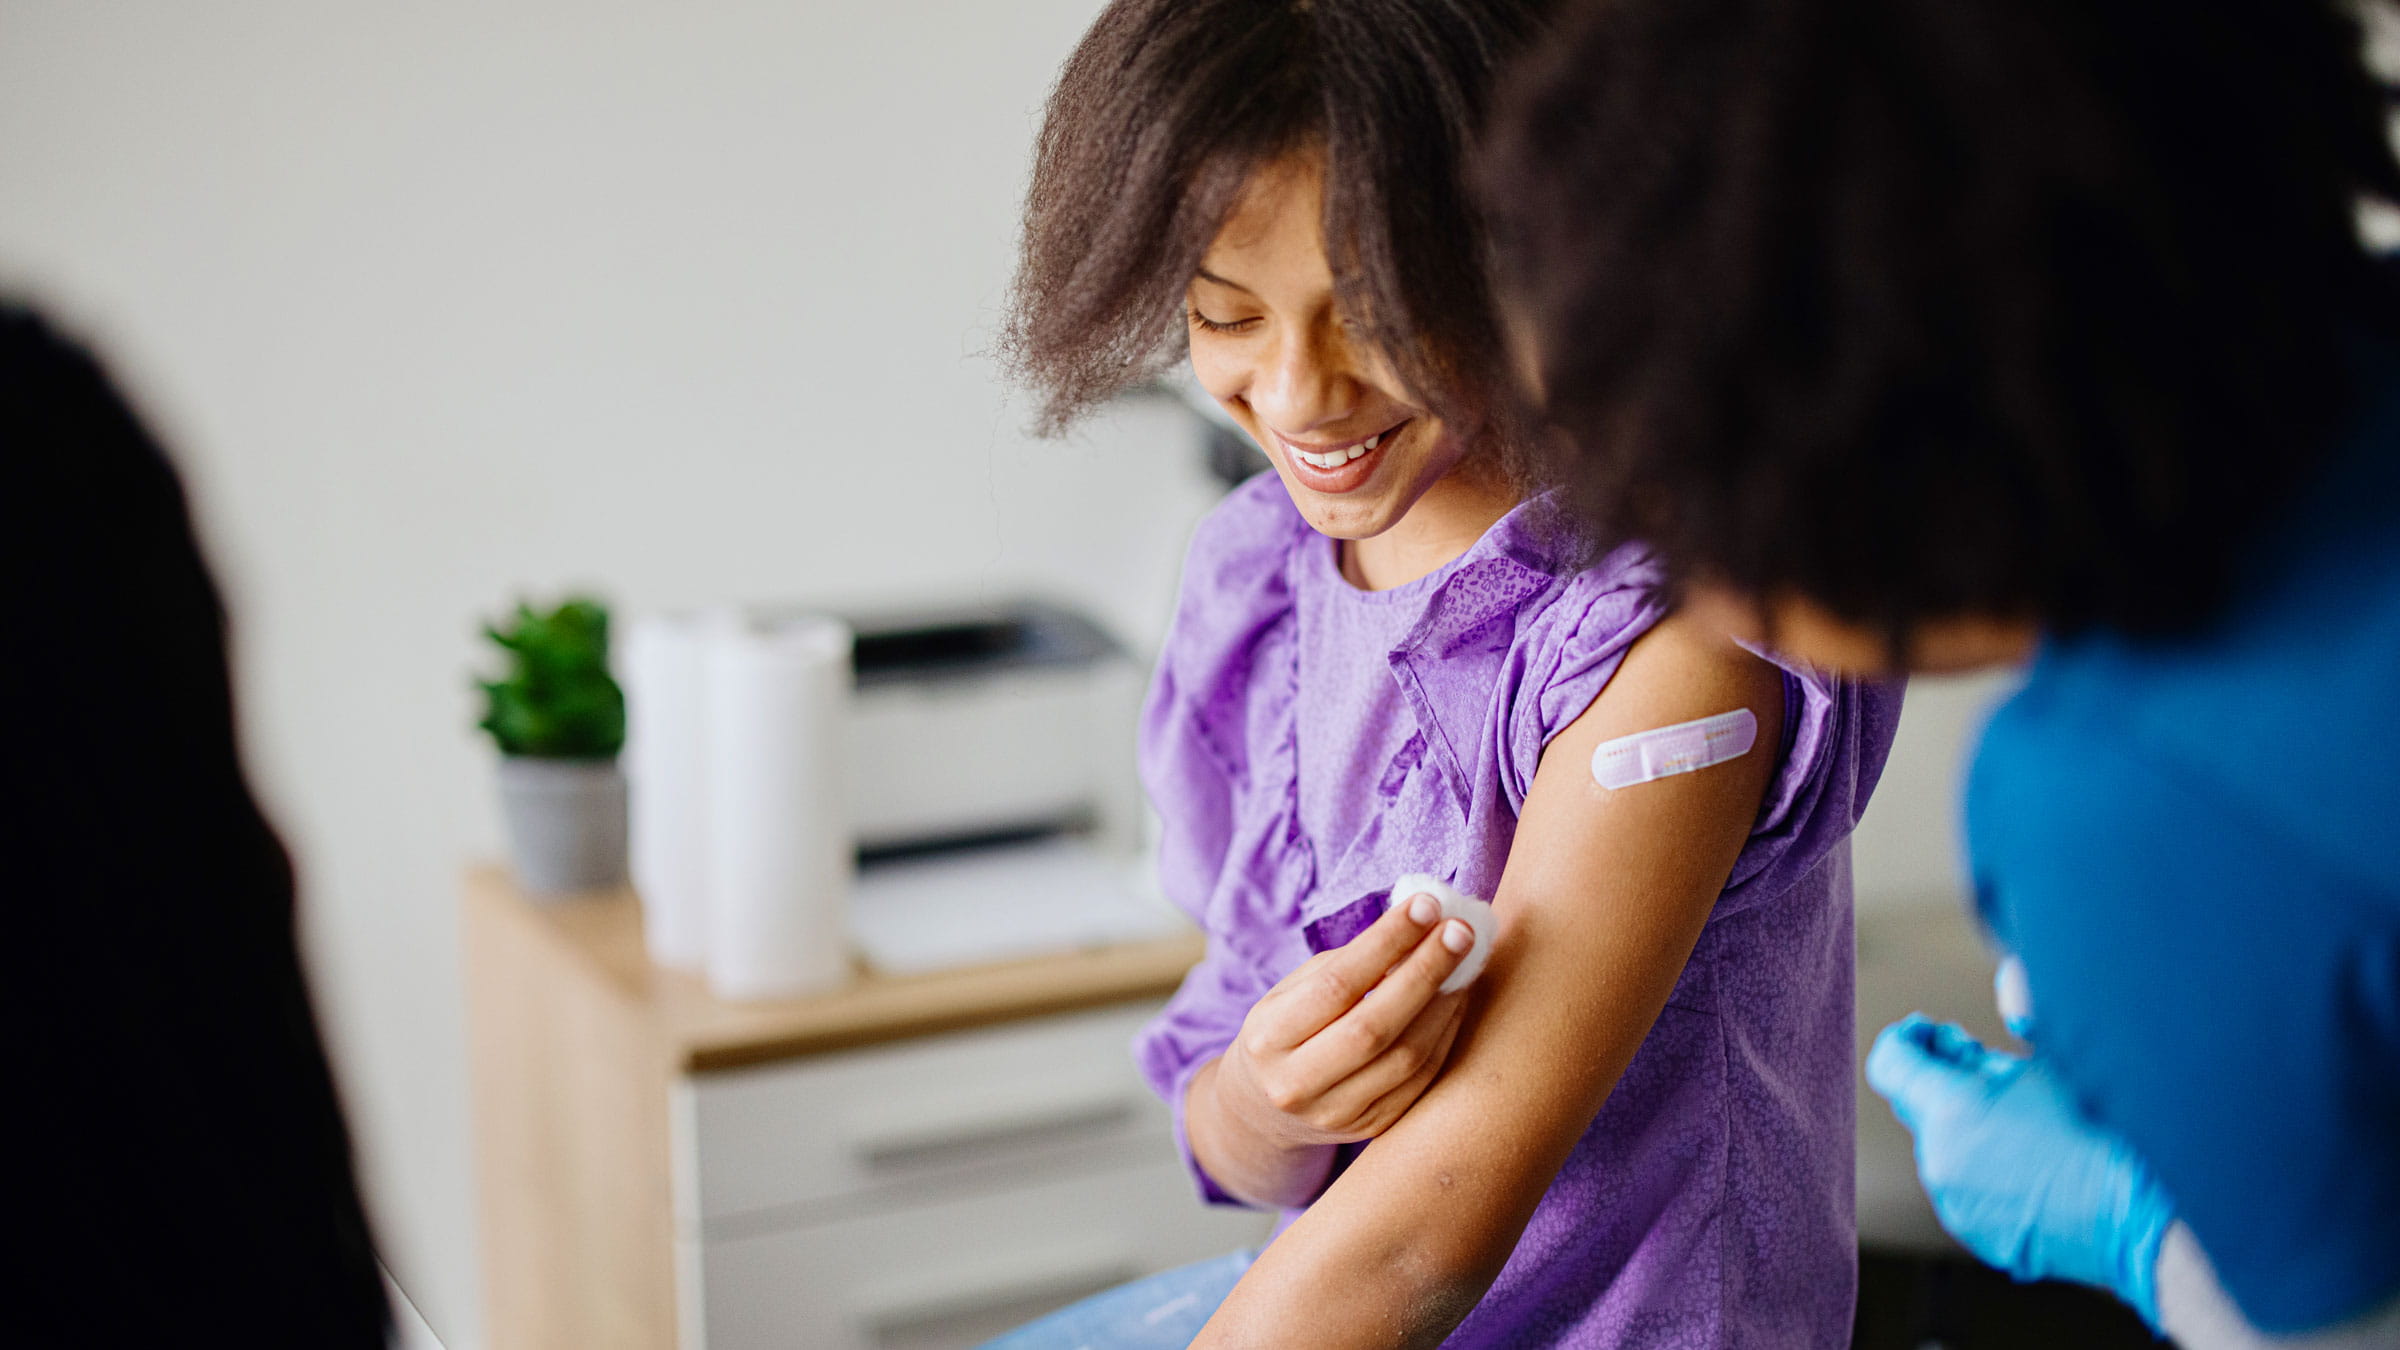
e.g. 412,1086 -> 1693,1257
623,612 -> 716,970
703,612 -> 855,1001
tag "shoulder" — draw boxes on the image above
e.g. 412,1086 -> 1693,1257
1533,542 -> 1668,637
1481,540 -> 1667,803
1970,688 -> 2397,981
1158,473 -> 1311,673
1579,611 -> 1785,728
2060,395 -> 2400,872
0,298 -> 65,365
1143,474 -> 1311,776
1967,698 -> 2305,967
1984,563 -> 2400,895
1178,470 -> 1313,595
1506,539 -> 1671,700
0,302 -> 185,545
1574,603 -> 1901,904
1622,618 -> 1903,899
0,302 -> 108,420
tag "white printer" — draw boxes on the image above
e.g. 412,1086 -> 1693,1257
842,599 -> 1145,858
836,600 -> 1185,974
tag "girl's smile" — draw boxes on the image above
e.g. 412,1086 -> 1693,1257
1184,150 -> 1511,588
1270,417 -> 1413,494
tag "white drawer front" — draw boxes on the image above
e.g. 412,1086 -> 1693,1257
699,1153 -> 1275,1350
691,1003 -> 1174,1227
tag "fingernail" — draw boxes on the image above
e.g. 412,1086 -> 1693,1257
1408,894 -> 1439,925
1442,919 -> 1473,953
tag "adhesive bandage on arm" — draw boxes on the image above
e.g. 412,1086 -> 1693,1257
1589,708 -> 1759,791
1391,873 -> 1495,994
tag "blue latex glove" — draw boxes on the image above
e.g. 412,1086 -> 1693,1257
1867,1014 -> 2178,1328
1994,956 -> 2036,1042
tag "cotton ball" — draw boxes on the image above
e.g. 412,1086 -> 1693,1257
1391,873 -> 1495,994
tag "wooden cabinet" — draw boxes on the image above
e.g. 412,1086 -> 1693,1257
463,869 -> 1272,1349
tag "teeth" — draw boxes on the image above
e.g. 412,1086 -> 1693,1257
1295,431 -> 1385,470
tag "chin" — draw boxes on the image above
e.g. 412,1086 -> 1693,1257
1272,467 -> 1412,540
1287,491 -> 1389,538
1261,423 -> 1457,541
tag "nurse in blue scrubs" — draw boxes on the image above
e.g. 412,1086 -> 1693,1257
1480,0 -> 2400,1341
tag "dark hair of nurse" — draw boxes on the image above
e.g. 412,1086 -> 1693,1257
1002,0 -> 1545,478
1479,0 -> 2400,668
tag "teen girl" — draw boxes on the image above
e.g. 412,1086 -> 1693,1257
991,3 -> 1901,1344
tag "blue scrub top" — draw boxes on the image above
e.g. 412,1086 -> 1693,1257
1966,344 -> 2400,1333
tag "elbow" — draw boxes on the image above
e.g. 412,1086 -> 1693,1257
1404,1274 -> 1494,1348
1383,1231 -> 1510,1346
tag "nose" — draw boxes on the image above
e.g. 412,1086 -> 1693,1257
1247,321 -> 1357,436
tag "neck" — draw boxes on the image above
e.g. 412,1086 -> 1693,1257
1342,454 -> 1521,591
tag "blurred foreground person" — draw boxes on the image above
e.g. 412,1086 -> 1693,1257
2,304 -> 389,1344
1483,0 -> 2400,1344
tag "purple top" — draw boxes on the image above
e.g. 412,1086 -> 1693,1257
1294,532 -> 1427,866
1133,476 -> 1904,1347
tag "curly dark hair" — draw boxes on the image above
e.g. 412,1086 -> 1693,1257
1481,0 -> 2400,645
1004,0 -> 1551,456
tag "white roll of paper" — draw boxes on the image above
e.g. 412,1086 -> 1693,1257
703,612 -> 856,1001
623,612 -> 717,970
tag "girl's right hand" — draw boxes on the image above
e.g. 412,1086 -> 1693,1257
1215,893 -> 1477,1147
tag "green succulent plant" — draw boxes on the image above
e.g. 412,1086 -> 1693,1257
475,596 -> 626,758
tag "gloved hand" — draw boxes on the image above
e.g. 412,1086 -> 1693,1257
1994,955 -> 2035,1041
1866,1014 -> 2178,1328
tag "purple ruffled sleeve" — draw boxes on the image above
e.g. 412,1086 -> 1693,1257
1496,548 -> 1671,810
1497,550 -> 1903,916
1128,475 -> 1309,1207
1716,649 -> 1904,912
1131,618 -> 1256,1204
1132,951 -> 1276,1206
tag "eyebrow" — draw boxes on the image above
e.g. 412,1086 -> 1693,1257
1192,267 -> 1257,296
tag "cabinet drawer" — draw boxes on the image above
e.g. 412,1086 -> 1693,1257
699,1151 -> 1275,1350
690,1002 -> 1173,1226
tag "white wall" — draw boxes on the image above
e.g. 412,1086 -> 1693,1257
0,4 -> 1220,1342
0,5 -> 2000,1343
1850,673 -> 2015,914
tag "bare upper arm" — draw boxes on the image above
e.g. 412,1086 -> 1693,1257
1386,612 -> 1782,1228
1215,612 -> 1788,1335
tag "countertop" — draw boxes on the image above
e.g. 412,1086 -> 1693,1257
462,865 -> 1205,1073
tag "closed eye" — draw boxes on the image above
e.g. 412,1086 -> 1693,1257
1188,307 -> 1260,335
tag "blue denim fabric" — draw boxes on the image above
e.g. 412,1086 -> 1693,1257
976,1249 -> 1255,1349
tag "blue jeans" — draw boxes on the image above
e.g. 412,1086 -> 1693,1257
977,1249 -> 1256,1349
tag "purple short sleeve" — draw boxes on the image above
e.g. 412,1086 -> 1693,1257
1138,476 -> 1309,915
1497,551 -> 1670,809
1131,476 -> 1314,1208
1140,651 -> 1238,923
1132,949 -> 1277,1208
1718,646 -> 1905,910
1495,564 -> 1903,918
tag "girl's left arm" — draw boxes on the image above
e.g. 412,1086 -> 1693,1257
1190,612 -> 1788,1350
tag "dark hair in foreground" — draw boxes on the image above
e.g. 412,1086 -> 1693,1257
1483,0 -> 2400,644
3,305 -> 389,1344
1005,0 -> 1548,455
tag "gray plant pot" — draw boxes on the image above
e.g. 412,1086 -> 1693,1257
497,756 -> 628,897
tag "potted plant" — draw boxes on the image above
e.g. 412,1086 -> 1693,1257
476,596 -> 628,895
